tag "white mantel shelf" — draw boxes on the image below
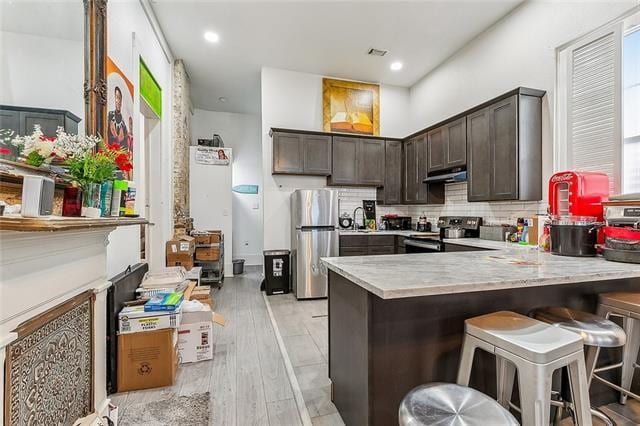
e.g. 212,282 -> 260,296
0,216 -> 147,232
1,220 -> 131,421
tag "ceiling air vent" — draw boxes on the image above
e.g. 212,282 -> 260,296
367,48 -> 388,57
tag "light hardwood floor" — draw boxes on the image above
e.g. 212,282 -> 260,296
110,267 -> 303,426
266,294 -> 345,426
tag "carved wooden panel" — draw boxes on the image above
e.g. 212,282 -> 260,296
4,291 -> 94,425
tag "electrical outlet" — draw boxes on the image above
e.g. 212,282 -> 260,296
243,240 -> 249,246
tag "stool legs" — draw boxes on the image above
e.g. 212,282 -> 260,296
567,355 -> 593,426
456,334 -> 493,386
620,315 -> 640,404
517,362 -> 553,426
496,356 -> 516,409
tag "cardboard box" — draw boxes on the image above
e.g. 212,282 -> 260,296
178,321 -> 213,363
166,254 -> 194,270
117,329 -> 177,392
118,305 -> 182,334
166,235 -> 195,256
192,230 -> 222,245
195,247 -> 220,261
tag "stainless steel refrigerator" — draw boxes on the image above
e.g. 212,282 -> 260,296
290,189 -> 339,299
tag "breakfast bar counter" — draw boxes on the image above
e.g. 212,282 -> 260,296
321,247 -> 640,426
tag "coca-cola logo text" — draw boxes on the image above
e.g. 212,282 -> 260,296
551,173 -> 574,183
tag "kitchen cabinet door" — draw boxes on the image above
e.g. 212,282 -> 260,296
0,109 -> 19,134
272,132 -> 304,174
376,140 -> 402,204
489,96 -> 518,200
403,139 -> 417,203
329,136 -> 359,185
466,108 -> 492,201
357,138 -> 385,186
416,135 -> 430,204
303,134 -> 332,175
446,117 -> 467,168
427,126 -> 446,173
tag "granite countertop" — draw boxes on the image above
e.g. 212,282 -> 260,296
442,238 -> 535,250
321,244 -> 640,299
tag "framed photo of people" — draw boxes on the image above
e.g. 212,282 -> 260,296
106,56 -> 134,179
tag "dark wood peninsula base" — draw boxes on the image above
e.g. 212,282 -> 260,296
328,270 -> 640,426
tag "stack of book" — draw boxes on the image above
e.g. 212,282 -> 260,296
136,267 -> 189,299
144,292 -> 185,312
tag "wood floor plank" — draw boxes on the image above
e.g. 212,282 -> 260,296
109,267 -> 304,426
267,398 -> 303,426
236,276 -> 270,425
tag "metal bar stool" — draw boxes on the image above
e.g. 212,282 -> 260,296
456,311 -> 592,426
399,383 -> 519,426
531,307 -> 626,425
597,292 -> 640,404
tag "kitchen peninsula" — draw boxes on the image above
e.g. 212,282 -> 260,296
321,247 -> 640,426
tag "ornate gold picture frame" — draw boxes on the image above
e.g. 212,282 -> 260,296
322,78 -> 380,136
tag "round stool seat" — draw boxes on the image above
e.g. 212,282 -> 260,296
399,383 -> 519,426
532,307 -> 626,348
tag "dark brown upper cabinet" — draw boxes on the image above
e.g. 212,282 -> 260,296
427,117 -> 466,174
466,93 -> 542,202
376,140 -> 403,205
271,130 -> 331,175
357,138 -> 385,186
403,135 -> 444,205
327,136 -> 385,186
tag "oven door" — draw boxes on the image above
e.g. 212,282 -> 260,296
404,238 -> 442,253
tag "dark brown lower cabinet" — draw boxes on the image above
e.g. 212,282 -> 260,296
339,235 -> 400,256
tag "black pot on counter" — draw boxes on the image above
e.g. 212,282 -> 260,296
550,216 -> 601,257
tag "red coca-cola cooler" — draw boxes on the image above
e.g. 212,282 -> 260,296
548,171 -> 610,221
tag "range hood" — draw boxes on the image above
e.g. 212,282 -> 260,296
423,170 -> 467,184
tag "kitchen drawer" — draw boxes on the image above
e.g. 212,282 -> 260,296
339,247 -> 368,256
396,247 -> 406,254
396,236 -> 406,248
367,235 -> 395,246
367,246 -> 395,255
340,235 -> 369,247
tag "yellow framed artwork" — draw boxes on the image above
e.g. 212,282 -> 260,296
322,78 -> 380,136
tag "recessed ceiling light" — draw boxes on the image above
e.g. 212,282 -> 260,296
204,31 -> 220,43
390,61 -> 403,71
218,97 -> 227,103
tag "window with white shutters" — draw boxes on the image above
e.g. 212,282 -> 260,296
566,28 -> 622,194
556,7 -> 640,196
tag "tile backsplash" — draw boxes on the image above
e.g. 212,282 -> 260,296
338,183 -> 546,228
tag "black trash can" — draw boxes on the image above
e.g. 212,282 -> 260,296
263,250 -> 290,295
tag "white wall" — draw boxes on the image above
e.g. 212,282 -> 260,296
408,0 -> 639,200
261,67 -> 411,250
106,1 -> 174,277
192,109 -> 263,265
0,30 -> 84,120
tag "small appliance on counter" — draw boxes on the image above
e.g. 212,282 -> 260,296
363,200 -> 377,230
548,171 -> 609,221
437,216 -> 483,239
547,171 -> 609,257
338,213 -> 354,229
416,214 -> 431,232
601,194 -> 640,263
381,215 -> 412,231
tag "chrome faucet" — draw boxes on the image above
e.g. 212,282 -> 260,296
353,207 -> 366,230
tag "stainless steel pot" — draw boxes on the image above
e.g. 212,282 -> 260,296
444,227 -> 465,239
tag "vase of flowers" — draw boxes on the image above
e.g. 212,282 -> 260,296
65,142 -> 132,218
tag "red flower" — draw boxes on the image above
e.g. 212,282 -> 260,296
115,152 -> 133,172
0,147 -> 11,156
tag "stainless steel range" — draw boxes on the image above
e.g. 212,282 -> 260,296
404,216 -> 483,253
